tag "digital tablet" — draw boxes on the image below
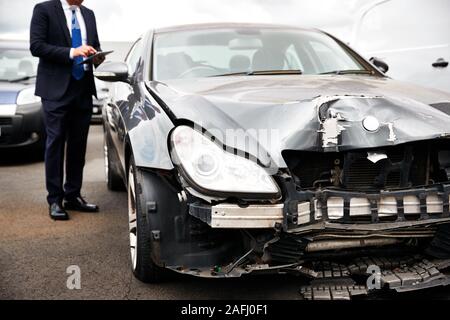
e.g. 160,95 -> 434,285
77,50 -> 114,65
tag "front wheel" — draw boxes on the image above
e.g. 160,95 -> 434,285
128,156 -> 166,283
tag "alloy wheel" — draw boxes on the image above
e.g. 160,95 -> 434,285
128,166 -> 138,271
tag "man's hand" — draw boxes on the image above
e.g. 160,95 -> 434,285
73,45 -> 97,58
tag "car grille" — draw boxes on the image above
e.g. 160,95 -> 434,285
283,140 -> 450,191
0,117 -> 12,125
0,117 -> 13,145
343,147 -> 406,189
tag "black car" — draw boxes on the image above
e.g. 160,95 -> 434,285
96,24 -> 450,293
0,41 -> 45,152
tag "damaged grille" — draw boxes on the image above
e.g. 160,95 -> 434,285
283,140 -> 450,191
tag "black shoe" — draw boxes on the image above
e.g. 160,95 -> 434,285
49,203 -> 69,221
64,196 -> 99,213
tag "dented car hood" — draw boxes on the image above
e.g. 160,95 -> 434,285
149,75 -> 450,168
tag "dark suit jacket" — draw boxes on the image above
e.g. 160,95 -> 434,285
30,0 -> 101,101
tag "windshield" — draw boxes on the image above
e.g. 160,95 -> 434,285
0,49 -> 38,81
153,28 -> 366,81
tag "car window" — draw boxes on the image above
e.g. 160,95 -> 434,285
285,44 -> 304,71
0,49 -> 38,81
125,39 -> 143,75
153,28 -> 365,81
307,40 -> 356,73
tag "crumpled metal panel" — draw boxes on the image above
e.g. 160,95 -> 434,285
126,89 -> 175,170
148,75 -> 450,169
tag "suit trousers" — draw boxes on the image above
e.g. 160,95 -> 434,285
42,76 -> 93,205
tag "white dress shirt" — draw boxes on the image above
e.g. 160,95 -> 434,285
60,0 -> 88,63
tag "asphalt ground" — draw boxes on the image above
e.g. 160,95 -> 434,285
0,125 -> 449,300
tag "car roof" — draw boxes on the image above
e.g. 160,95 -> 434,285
154,23 -> 320,34
0,40 -> 29,50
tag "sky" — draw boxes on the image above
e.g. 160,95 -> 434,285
0,0 -> 369,42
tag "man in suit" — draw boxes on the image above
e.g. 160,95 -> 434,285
30,0 -> 104,221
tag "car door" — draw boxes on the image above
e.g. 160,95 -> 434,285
352,0 -> 450,93
106,38 -> 144,170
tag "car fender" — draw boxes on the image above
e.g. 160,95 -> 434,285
126,92 -> 174,171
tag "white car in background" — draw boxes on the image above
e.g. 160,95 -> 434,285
351,0 -> 449,93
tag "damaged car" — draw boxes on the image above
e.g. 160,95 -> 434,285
95,23 -> 450,295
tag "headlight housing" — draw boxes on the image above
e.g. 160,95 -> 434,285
170,125 -> 280,198
16,87 -> 41,106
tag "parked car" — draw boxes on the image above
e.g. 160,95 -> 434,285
0,41 -> 45,152
96,24 -> 450,291
92,78 -> 108,123
351,0 -> 450,93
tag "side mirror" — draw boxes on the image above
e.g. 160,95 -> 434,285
370,57 -> 389,74
94,61 -> 129,82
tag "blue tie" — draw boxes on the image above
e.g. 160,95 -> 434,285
71,9 -> 85,80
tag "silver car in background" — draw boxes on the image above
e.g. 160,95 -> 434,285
351,0 -> 449,93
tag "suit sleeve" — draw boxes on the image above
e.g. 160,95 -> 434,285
29,3 -> 72,65
91,11 -> 102,51
91,11 -> 103,67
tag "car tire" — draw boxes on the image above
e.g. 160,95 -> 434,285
128,156 -> 166,283
104,134 -> 124,191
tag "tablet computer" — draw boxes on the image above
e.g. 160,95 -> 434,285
77,50 -> 114,65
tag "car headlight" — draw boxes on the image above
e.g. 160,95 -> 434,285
16,87 -> 41,106
170,125 -> 280,198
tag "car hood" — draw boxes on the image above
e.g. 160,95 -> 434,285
148,75 -> 450,168
0,81 -> 30,104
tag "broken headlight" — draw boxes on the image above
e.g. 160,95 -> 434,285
170,125 -> 280,198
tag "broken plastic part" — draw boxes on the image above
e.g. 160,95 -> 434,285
320,114 -> 346,148
367,152 -> 388,164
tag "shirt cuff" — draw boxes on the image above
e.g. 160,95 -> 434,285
69,48 -> 75,60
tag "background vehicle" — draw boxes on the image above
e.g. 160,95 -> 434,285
92,79 -> 109,123
97,24 -> 450,292
351,0 -> 450,93
0,41 -> 45,153
0,40 -> 119,129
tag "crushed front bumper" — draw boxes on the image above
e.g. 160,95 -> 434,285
167,251 -> 450,300
189,183 -> 450,232
181,181 -> 450,297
